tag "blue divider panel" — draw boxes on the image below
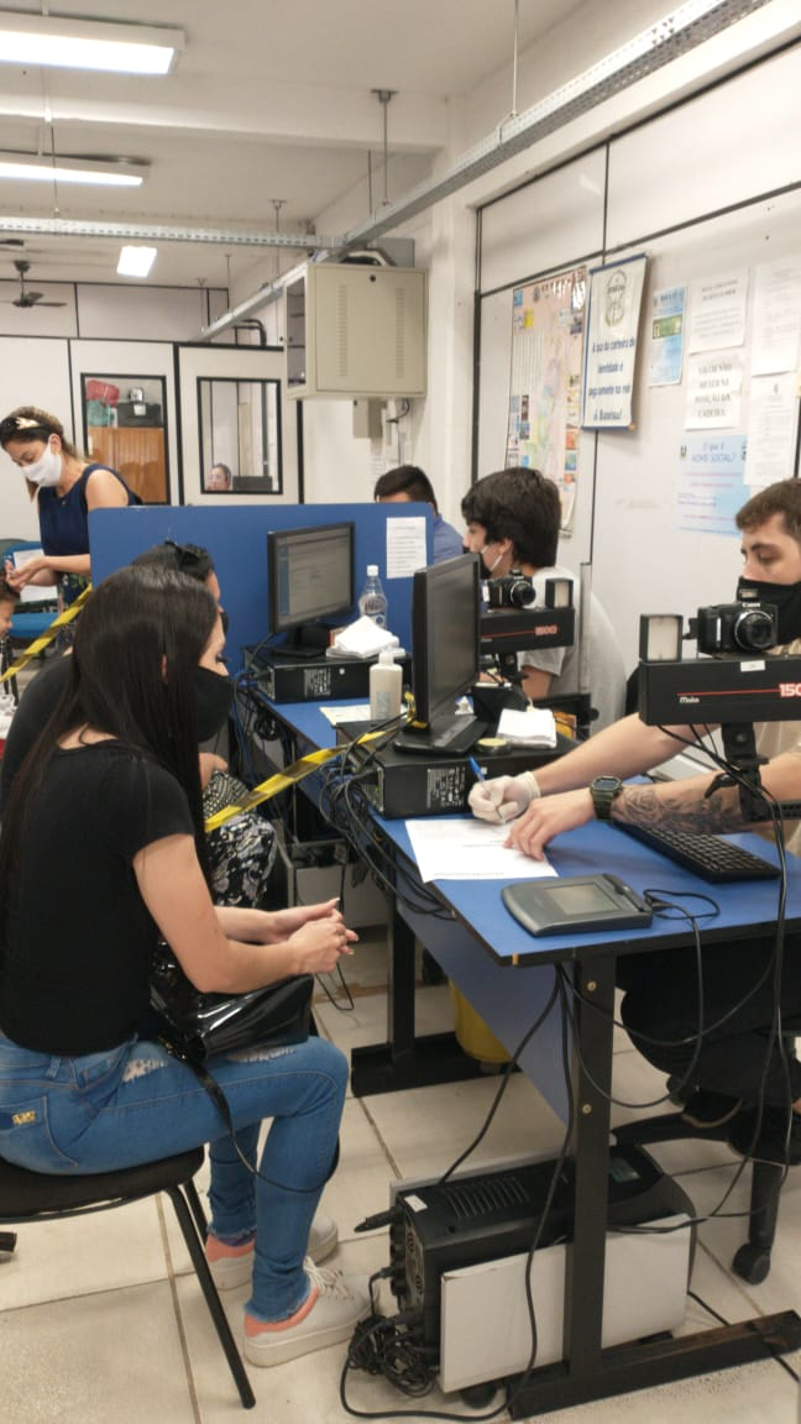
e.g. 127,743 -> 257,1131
89,503 -> 433,672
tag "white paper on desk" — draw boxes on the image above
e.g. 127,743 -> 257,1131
405,818 -> 556,883
320,704 -> 372,725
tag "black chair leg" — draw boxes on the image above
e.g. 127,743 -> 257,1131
165,1183 -> 256,1409
732,1160 -> 784,1285
183,1175 -> 209,1242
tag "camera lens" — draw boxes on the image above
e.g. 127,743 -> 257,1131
733,609 -> 776,650
509,579 -> 535,609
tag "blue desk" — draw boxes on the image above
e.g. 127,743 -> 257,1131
248,694 -> 801,1413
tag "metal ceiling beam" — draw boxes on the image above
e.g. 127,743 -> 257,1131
0,214 -> 332,248
196,0 -> 778,342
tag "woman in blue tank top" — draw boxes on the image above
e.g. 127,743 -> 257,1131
0,405 -> 139,606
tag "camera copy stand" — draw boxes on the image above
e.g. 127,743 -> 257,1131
707,722 -> 801,824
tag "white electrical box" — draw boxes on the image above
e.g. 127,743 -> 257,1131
285,262 -> 427,399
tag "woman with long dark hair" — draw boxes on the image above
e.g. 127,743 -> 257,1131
0,564 -> 369,1367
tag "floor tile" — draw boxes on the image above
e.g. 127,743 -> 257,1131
0,1194 -> 169,1309
0,1280 -> 196,1424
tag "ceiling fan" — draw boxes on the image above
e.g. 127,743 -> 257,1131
4,259 -> 66,308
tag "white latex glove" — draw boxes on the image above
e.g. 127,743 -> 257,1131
468,771 -> 541,824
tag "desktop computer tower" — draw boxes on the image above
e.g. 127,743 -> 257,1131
387,1148 -> 694,1393
335,723 -> 572,817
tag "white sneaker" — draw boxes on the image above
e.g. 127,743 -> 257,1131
206,1212 -> 339,1291
243,1259 -> 371,1368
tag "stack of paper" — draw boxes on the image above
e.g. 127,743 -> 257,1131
328,616 -> 400,660
497,706 -> 557,748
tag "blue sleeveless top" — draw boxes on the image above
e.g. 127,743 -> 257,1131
37,463 -> 138,558
37,463 -> 140,606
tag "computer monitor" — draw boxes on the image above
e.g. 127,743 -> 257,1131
267,521 -> 355,647
395,553 -> 484,755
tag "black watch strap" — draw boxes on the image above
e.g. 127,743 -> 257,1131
590,776 -> 624,820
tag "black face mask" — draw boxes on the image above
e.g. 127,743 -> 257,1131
737,576 -> 801,646
193,665 -> 233,741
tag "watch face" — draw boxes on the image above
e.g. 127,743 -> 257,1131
593,776 -> 620,792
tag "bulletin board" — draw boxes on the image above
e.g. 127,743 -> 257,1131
477,41 -> 801,673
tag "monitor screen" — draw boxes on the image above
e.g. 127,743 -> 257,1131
267,522 -> 355,636
410,553 -> 480,728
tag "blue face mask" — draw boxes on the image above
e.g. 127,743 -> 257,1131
193,665 -> 233,741
736,576 -> 801,647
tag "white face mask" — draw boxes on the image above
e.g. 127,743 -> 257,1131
22,438 -> 62,489
482,545 -> 504,576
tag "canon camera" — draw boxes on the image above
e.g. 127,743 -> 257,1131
485,569 -> 536,610
695,600 -> 778,655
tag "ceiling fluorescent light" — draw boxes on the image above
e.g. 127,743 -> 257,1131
0,154 -> 146,187
117,246 -> 158,278
0,12 -> 184,75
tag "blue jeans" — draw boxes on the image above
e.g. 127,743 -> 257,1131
0,1030 -> 348,1321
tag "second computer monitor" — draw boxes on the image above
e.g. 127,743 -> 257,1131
394,553 -> 482,754
267,521 -> 355,644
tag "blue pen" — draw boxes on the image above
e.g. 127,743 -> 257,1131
468,756 -> 485,782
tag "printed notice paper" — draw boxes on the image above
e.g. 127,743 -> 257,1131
648,285 -> 686,386
676,435 -> 747,536
385,516 -> 426,578
688,271 -> 748,353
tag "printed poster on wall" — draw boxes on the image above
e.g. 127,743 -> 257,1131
676,435 -> 748,537
505,265 -> 586,531
581,254 -> 647,429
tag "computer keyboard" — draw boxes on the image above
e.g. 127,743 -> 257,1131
613,820 -> 780,883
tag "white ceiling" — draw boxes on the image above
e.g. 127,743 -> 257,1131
0,0 -> 584,295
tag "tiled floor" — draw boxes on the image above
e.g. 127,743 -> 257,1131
2,935 -> 799,1423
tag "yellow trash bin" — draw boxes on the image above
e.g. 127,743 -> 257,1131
449,983 -> 511,1065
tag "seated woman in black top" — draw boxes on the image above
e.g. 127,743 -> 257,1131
0,564 -> 370,1368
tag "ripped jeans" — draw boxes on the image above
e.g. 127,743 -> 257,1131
0,1030 -> 348,1322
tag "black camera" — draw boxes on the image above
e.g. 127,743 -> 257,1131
695,601 -> 778,655
486,570 -> 536,610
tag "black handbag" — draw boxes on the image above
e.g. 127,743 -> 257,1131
149,946 -> 313,1064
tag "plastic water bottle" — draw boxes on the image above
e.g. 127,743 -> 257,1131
358,565 -> 388,627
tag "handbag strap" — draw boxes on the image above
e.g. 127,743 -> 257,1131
174,1046 -> 332,1195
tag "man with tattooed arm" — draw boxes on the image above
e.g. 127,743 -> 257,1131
469,478 -> 801,1165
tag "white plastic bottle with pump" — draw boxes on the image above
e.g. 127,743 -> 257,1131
370,649 -> 402,721
358,565 -> 388,626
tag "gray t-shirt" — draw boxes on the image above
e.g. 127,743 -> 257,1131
516,563 -> 627,733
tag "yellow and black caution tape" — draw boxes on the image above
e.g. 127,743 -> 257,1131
0,585 -> 92,684
205,726 -> 390,833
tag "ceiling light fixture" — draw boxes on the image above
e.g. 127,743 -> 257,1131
117,245 -> 158,278
0,154 -> 147,187
0,12 -> 184,75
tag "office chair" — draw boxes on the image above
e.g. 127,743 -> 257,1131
0,1145 -> 256,1409
2,540 -> 58,646
613,1060 -> 796,1286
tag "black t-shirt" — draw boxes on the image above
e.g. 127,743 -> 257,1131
0,652 -> 71,807
0,741 -> 194,1055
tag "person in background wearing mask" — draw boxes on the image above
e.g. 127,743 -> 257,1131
374,465 -> 464,564
469,477 -> 801,1165
462,466 -> 626,730
0,407 -> 139,607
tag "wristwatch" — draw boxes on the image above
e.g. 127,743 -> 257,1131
590,775 -> 624,820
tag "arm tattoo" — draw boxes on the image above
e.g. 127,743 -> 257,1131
612,782 -> 745,835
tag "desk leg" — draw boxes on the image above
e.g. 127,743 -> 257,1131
508,954 -> 801,1415
350,896 -> 488,1098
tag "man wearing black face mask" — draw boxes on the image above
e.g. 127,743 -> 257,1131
468,477 -> 801,1166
